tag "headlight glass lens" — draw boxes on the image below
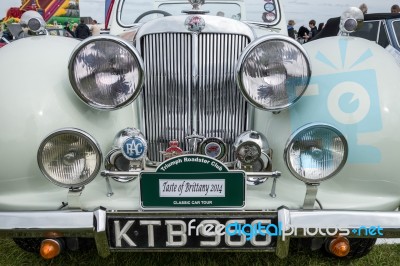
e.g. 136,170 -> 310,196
38,129 -> 102,188
69,36 -> 144,110
284,124 -> 348,183
237,35 -> 311,111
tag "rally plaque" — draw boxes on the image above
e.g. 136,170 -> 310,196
140,155 -> 245,209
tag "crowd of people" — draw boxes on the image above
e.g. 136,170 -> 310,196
287,3 -> 400,44
287,19 -> 324,44
63,18 -> 100,39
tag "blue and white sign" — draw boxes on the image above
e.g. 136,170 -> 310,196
122,137 -> 147,160
292,38 -> 383,164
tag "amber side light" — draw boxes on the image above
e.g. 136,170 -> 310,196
40,239 -> 62,259
329,236 -> 350,257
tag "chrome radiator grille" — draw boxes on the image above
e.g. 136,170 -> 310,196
141,33 -> 250,162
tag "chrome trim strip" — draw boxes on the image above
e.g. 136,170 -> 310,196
0,208 -> 110,257
192,32 -> 199,134
278,208 -> 400,237
93,208 -> 111,257
101,169 -> 281,181
391,19 -> 400,48
2,208 -> 400,257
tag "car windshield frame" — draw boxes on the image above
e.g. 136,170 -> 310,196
117,0 -> 281,27
392,19 -> 400,48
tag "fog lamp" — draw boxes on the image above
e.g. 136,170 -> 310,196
284,123 -> 348,183
37,128 -> 102,188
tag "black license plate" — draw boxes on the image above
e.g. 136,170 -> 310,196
107,213 -> 277,250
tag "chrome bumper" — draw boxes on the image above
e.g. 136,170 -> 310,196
0,207 -> 110,257
1,207 -> 400,258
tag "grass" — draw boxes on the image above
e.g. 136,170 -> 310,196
1,238 -> 400,266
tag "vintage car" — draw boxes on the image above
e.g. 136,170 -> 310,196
1,0 -> 400,260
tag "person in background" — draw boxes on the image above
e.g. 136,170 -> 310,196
317,22 -> 325,34
216,11 -> 224,17
72,23 -> 78,33
391,5 -> 400,13
297,26 -> 309,44
287,19 -> 296,39
303,19 -> 317,42
75,18 -> 91,39
90,19 -> 100,36
64,21 -> 75,37
359,3 -> 368,14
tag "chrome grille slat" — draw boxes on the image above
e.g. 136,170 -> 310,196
141,33 -> 249,162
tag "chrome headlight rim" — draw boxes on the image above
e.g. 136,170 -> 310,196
68,35 -> 145,110
236,34 -> 312,111
37,128 -> 102,188
284,123 -> 348,183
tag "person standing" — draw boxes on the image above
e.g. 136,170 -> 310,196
391,5 -> 400,13
317,22 -> 325,34
359,3 -> 368,14
287,20 -> 296,39
75,18 -> 91,39
296,26 -> 309,44
90,20 -> 101,36
303,20 -> 317,42
64,22 -> 75,37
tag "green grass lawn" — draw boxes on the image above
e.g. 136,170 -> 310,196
1,238 -> 400,266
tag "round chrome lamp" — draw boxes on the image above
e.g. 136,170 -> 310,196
284,123 -> 348,209
37,128 -> 102,188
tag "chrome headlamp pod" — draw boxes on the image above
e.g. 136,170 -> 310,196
20,11 -> 46,33
104,149 -> 136,182
236,34 -> 311,111
284,123 -> 348,184
68,35 -> 145,110
234,130 -> 270,168
339,7 -> 364,35
37,128 -> 102,189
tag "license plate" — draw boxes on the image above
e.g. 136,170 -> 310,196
107,213 -> 277,250
140,172 -> 245,209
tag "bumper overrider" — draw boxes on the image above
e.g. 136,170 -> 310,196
1,208 -> 400,258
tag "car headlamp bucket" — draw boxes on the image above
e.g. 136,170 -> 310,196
339,7 -> 364,34
20,11 -> 46,32
284,124 -> 348,183
68,35 -> 145,110
37,128 -> 102,188
236,35 -> 311,111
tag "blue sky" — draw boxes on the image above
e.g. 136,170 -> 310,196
0,0 -> 397,30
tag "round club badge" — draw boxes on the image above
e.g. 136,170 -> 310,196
121,136 -> 147,161
199,137 -> 227,161
185,15 -> 205,32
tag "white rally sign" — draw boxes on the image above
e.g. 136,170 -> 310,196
159,179 -> 225,197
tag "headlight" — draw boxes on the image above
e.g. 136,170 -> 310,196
237,35 -> 311,111
37,128 -> 102,188
68,35 -> 144,110
284,124 -> 348,183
